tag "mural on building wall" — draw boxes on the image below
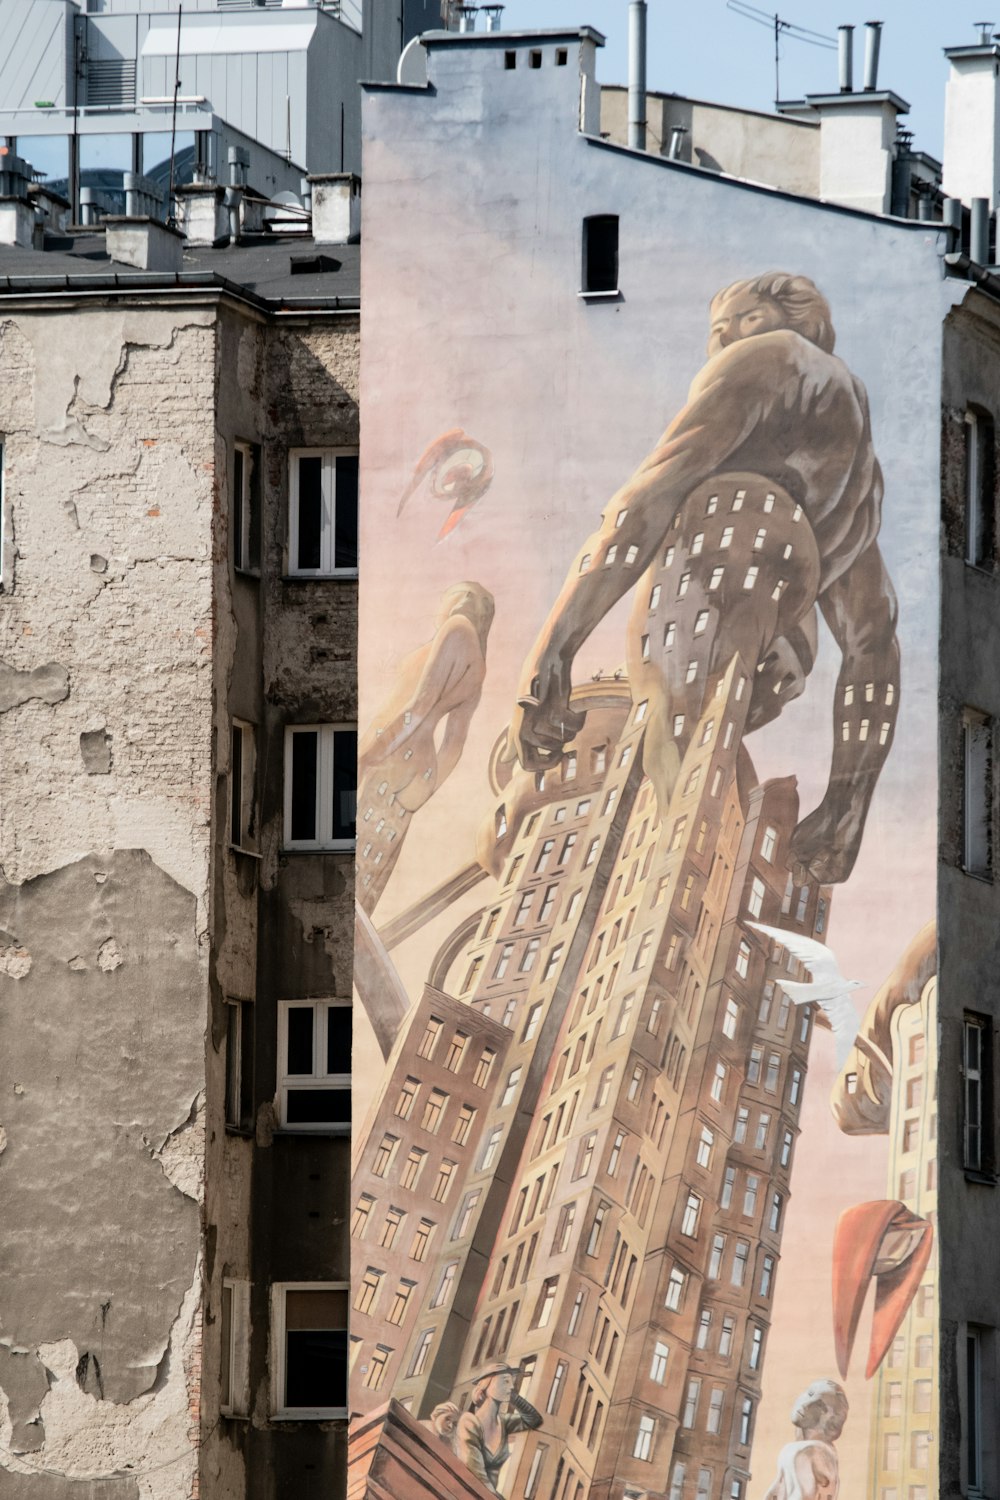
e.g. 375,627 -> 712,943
350,267 -> 936,1500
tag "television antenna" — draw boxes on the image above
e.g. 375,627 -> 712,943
726,0 -> 837,106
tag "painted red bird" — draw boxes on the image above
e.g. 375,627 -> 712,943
397,428 -> 495,539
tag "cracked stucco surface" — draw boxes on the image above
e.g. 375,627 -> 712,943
0,311 -> 216,923
0,853 -> 204,1494
0,308 -> 216,1496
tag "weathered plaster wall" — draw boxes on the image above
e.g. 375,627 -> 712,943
0,304 -> 218,1496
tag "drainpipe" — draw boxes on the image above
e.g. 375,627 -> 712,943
628,0 -> 647,150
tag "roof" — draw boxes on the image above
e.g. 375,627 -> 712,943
0,231 -> 360,312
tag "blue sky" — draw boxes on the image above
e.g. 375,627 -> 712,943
498,1 -> 988,161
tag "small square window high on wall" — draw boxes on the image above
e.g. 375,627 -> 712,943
288,449 -> 358,576
582,215 -> 619,294
284,724 -> 357,849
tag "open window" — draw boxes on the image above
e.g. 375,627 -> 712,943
225,998 -> 255,1133
233,441 -> 261,574
220,1278 -> 251,1417
271,1283 -> 348,1418
230,719 -> 258,853
284,724 -> 357,850
288,449 -> 359,577
278,1000 -> 351,1132
965,407 -> 995,569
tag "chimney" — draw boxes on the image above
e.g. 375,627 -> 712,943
942,28 -> 1000,207
802,23 -> 907,215
308,173 -> 361,245
838,25 -> 854,92
0,151 -> 37,248
174,182 -> 229,246
628,0 -> 647,150
863,21 -> 883,91
105,215 -> 184,273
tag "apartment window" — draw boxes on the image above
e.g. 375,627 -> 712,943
225,998 -> 254,1132
220,1278 -> 250,1416
748,877 -> 765,920
696,1127 -> 714,1168
732,1238 -> 751,1287
230,720 -> 258,852
739,1395 -> 754,1444
696,1309 -> 712,1349
271,1283 -> 347,1417
760,824 -> 777,861
453,1191 -> 480,1240
444,1031 -> 469,1072
417,1016 -> 443,1060
501,1067 -> 522,1108
670,1464 -> 686,1500
547,1359 -> 568,1413
553,1202 -> 577,1253
390,1278 -> 418,1322
650,1340 -> 669,1383
288,449 -> 358,576
708,1232 -> 726,1278
633,1412 -> 656,1461
682,1378 -> 701,1428
586,1203 -> 609,1255
524,1445 -> 549,1500
362,1344 -> 391,1391
532,1277 -> 559,1329
355,1267 -> 382,1314
965,1014 -> 993,1173
723,998 -> 740,1040
277,1001 -> 350,1131
421,1088 -> 448,1134
284,724 -> 357,849
410,1217 -> 435,1261
759,1255 -> 775,1298
581,214 -> 619,294
743,1175 -> 759,1217
452,1104 -> 476,1145
749,1323 -> 764,1369
665,1266 -> 686,1311
408,1328 -> 434,1378
432,1159 -> 456,1202
965,408 -> 995,568
707,1387 -> 724,1434
681,1190 -> 701,1237
964,711 -> 993,877
372,1135 -> 398,1178
351,1194 -> 374,1237
379,1207 -> 403,1249
480,1125 -> 504,1172
233,441 -> 261,574
719,1315 -> 736,1358
735,939 -> 751,978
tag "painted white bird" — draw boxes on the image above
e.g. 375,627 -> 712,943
748,921 -> 864,1069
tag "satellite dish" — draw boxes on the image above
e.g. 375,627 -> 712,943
264,189 -> 308,234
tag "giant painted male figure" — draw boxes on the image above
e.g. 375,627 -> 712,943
511,273 -> 899,884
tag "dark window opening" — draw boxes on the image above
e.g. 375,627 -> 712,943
583,215 -> 619,294
556,48 -> 568,66
530,49 -> 542,69
964,1013 -> 993,1174
225,999 -> 255,1131
335,454 -> 359,571
233,442 -> 261,573
296,455 -> 324,571
290,731 -> 319,842
505,50 -> 516,69
966,407 -> 996,568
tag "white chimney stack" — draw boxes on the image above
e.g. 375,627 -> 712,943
942,32 -> 1000,208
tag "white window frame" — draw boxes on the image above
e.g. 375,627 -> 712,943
220,1277 -> 251,1417
283,723 -> 357,850
230,718 -> 259,854
233,440 -> 260,575
288,447 -> 359,578
277,999 -> 351,1133
270,1281 -> 348,1420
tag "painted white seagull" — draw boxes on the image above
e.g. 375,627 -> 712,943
748,922 -> 864,1070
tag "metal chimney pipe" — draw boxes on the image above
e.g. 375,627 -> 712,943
863,20 -> 882,91
482,4 -> 504,31
971,196 -> 990,263
942,195 -> 963,249
458,5 -> 476,33
628,0 -> 647,150
838,25 -> 854,92
668,126 -> 687,161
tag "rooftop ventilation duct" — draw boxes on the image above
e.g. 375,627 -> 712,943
628,0 -> 647,150
838,25 -> 854,92
863,21 -> 883,91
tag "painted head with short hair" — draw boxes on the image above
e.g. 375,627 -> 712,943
709,273 -> 836,357
791,1377 -> 849,1441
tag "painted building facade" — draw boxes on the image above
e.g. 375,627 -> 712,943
349,22 -> 998,1500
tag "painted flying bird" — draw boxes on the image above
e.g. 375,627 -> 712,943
748,921 -> 864,1069
397,428 -> 495,539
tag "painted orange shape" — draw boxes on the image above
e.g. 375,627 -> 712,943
832,1199 -> 933,1378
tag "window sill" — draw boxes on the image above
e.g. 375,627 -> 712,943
272,1408 -> 348,1422
577,288 -> 622,302
224,1124 -> 255,1139
961,866 -> 994,884
282,570 -> 358,583
276,1124 -> 351,1136
964,1168 -> 997,1186
233,566 -> 261,581
282,842 -> 356,855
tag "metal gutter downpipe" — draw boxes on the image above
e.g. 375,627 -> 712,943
862,20 -> 882,92
628,0 -> 647,151
838,25 -> 854,92
971,197 -> 991,265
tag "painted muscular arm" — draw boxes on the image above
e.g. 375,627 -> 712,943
359,619 -> 480,772
791,537 -> 899,884
511,342 -> 777,769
